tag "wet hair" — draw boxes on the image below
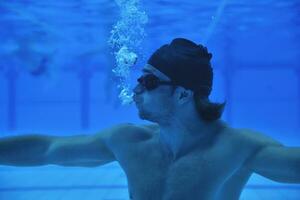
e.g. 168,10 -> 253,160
193,95 -> 226,122
170,85 -> 226,121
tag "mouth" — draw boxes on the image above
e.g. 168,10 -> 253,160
133,95 -> 141,103
133,98 -> 142,108
135,101 -> 141,107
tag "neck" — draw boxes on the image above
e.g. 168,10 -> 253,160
157,109 -> 226,162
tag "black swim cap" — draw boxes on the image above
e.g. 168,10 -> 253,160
148,38 -> 213,97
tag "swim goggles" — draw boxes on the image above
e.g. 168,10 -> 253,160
137,74 -> 176,91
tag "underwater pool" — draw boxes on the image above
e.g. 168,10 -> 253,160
0,0 -> 300,199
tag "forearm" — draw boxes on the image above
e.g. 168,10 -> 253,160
0,135 -> 52,166
254,147 -> 300,183
279,147 -> 300,183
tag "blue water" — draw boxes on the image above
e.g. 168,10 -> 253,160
0,0 -> 300,199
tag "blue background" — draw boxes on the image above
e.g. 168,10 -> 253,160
0,0 -> 299,199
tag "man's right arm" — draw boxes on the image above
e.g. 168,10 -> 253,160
0,123 -> 134,167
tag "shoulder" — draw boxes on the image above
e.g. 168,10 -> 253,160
221,127 -> 284,169
220,127 -> 284,154
106,123 -> 158,144
236,128 -> 283,147
224,128 -> 284,161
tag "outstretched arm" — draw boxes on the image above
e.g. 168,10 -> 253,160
0,123 -> 134,167
245,144 -> 300,183
0,134 -> 52,166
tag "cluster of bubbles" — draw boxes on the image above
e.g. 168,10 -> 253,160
108,0 -> 148,105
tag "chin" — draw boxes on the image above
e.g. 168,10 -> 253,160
141,114 -> 161,124
136,105 -> 162,122
138,113 -> 146,120
138,110 -> 154,121
138,111 -> 149,120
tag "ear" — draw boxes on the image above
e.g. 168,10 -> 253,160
175,87 -> 193,105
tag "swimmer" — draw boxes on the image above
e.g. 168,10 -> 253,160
0,38 -> 300,200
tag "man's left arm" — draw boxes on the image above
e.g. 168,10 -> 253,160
245,144 -> 300,183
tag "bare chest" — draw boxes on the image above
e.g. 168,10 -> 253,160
116,138 -> 248,200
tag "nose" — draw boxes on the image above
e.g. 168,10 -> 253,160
133,84 -> 145,95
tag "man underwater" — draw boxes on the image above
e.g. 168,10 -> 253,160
0,38 -> 300,200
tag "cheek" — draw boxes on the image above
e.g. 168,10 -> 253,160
145,93 -> 174,109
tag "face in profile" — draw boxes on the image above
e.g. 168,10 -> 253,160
133,64 -> 176,123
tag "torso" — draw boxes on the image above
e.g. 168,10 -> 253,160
109,123 -> 259,200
